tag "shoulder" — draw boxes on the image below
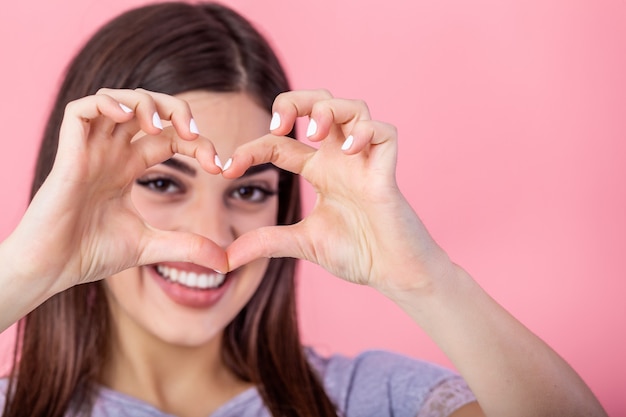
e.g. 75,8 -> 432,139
307,349 -> 470,417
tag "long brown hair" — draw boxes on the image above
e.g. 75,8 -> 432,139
3,3 -> 337,416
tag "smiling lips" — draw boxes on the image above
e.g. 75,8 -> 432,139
156,264 -> 226,289
151,263 -> 231,309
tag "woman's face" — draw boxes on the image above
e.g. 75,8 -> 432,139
106,91 -> 278,347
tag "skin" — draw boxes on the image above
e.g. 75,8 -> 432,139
0,88 -> 608,417
102,91 -> 279,415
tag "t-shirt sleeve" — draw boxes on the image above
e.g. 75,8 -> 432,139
313,350 -> 476,417
417,376 -> 477,417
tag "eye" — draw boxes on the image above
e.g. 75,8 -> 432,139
230,185 -> 277,203
136,175 -> 184,194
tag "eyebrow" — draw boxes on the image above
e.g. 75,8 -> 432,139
161,159 -> 277,178
162,158 -> 197,177
241,163 -> 278,177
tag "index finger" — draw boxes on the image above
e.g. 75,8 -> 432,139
98,88 -> 200,142
268,89 -> 334,136
220,134 -> 316,179
131,126 -> 223,175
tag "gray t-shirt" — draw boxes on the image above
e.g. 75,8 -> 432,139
0,350 -> 476,416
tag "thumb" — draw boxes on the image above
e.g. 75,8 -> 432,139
226,224 -> 307,271
139,228 -> 229,273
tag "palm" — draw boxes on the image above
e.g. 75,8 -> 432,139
297,138 -> 391,285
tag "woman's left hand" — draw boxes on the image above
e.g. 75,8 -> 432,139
224,91 -> 611,417
223,89 -> 452,294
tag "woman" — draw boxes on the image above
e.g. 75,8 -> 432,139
0,2 -> 607,417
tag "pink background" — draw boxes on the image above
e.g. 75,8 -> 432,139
1,0 -> 625,414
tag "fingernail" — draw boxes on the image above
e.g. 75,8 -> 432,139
152,112 -> 163,130
119,103 -> 133,113
223,158 -> 232,171
189,118 -> 199,134
306,118 -> 317,137
214,155 -> 223,169
269,112 -> 281,130
341,135 -> 354,151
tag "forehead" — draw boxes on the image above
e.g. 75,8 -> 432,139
175,90 -> 271,156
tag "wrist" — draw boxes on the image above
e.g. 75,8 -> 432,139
376,247 -> 462,299
0,233 -> 59,330
378,258 -> 478,319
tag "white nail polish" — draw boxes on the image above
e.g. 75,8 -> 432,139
223,158 -> 232,171
214,155 -> 223,169
342,135 -> 354,151
189,118 -> 199,134
152,112 -> 163,130
269,112 -> 281,130
119,103 -> 133,113
306,118 -> 317,137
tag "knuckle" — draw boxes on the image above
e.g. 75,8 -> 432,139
255,228 -> 274,257
275,90 -> 289,101
133,88 -> 154,102
63,99 -> 81,115
353,119 -> 371,134
353,98 -> 370,113
95,87 -> 111,96
173,97 -> 192,116
310,100 -> 325,116
315,88 -> 333,98
273,91 -> 290,108
63,101 -> 75,114
187,235 -> 205,261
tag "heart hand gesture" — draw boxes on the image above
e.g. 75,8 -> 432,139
9,89 -> 228,298
224,90 -> 452,295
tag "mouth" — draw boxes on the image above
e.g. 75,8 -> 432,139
153,264 -> 228,290
150,263 -> 232,309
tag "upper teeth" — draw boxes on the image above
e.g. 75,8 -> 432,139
156,265 -> 226,289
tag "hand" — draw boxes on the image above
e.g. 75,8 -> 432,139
9,89 -> 227,296
224,91 -> 609,417
224,90 -> 453,294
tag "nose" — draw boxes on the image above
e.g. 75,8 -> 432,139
175,196 -> 235,249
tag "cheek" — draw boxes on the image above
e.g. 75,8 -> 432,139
105,268 -> 141,305
240,258 -> 270,298
129,187 -> 176,229
231,199 -> 280,236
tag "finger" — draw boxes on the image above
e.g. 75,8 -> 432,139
341,120 -> 399,155
131,127 -> 223,175
221,134 -> 316,178
226,223 -> 307,271
139,227 -> 229,274
305,98 -> 372,143
98,88 -> 199,141
143,89 -> 200,140
96,88 -> 163,139
269,89 -> 334,136
88,100 -> 133,137
58,94 -> 136,151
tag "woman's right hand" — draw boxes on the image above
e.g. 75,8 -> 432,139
2,89 -> 227,306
